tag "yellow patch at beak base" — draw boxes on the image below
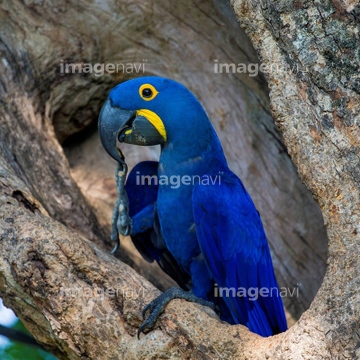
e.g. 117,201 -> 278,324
136,109 -> 167,141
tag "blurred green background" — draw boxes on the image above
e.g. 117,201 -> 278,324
0,299 -> 57,360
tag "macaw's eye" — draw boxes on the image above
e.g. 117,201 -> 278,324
139,83 -> 159,101
142,88 -> 152,98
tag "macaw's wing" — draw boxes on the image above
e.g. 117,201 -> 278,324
192,171 -> 287,337
126,161 -> 190,289
126,161 -> 159,262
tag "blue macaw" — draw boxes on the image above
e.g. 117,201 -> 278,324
98,76 -> 287,337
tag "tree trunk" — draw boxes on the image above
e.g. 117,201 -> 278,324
0,0 -> 357,359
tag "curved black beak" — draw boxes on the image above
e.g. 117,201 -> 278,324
98,99 -> 165,163
98,99 -> 135,163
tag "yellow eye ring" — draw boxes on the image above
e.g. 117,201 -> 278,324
139,84 -> 159,101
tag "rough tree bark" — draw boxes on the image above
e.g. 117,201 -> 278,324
0,0 -> 357,359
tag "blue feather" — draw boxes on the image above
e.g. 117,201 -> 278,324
192,171 -> 287,335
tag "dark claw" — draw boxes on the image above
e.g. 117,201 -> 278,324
137,306 -> 162,339
137,287 -> 216,339
137,324 -> 146,339
117,214 -> 132,237
110,239 -> 120,254
142,300 -> 156,319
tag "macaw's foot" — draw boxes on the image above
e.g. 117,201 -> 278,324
138,287 -> 215,338
111,161 -> 132,254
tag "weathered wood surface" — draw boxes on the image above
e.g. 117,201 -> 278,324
231,0 -> 360,358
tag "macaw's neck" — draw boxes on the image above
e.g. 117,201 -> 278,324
159,125 -> 228,177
